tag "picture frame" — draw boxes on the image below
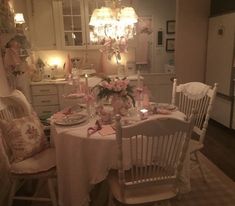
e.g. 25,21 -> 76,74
166,20 -> 175,34
166,38 -> 175,52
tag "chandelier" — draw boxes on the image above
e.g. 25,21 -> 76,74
89,0 -> 138,43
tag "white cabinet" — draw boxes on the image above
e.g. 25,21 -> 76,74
211,95 -> 232,128
30,82 -> 84,118
30,75 -> 142,118
56,0 -> 104,49
26,0 -> 57,50
31,84 -> 60,119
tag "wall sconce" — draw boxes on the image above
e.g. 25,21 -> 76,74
14,13 -> 26,34
14,13 -> 25,24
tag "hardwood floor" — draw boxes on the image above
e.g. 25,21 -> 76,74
201,119 -> 235,181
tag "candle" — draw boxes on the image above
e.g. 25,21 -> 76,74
140,108 -> 148,120
85,73 -> 89,94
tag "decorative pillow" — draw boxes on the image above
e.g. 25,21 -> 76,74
0,114 -> 49,163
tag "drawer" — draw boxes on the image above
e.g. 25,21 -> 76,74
32,95 -> 58,106
34,105 -> 59,118
31,85 -> 57,95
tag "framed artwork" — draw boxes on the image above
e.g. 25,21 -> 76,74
166,38 -> 175,52
166,20 -> 175,34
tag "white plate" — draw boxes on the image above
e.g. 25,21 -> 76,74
54,114 -> 88,126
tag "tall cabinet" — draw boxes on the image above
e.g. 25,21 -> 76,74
26,0 -> 57,50
205,12 -> 235,129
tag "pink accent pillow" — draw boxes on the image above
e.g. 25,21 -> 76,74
0,115 -> 49,163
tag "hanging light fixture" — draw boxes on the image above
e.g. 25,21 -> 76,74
89,0 -> 138,43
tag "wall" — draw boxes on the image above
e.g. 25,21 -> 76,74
132,0 -> 176,73
175,0 -> 211,83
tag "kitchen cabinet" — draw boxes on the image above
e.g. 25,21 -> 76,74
30,82 -> 80,119
26,0 -> 104,50
56,0 -> 104,49
26,0 -> 57,50
30,75 -> 142,118
31,84 -> 60,119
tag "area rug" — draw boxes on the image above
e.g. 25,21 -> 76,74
30,152 -> 235,206
171,153 -> 235,206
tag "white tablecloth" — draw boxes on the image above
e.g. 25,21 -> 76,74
51,111 -> 190,206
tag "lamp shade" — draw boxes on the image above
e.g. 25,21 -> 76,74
89,7 -> 114,26
14,13 -> 25,24
119,7 -> 138,24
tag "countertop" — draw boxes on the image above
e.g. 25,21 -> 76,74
30,74 -> 141,86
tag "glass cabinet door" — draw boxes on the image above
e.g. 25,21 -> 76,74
61,0 -> 85,47
85,0 -> 104,47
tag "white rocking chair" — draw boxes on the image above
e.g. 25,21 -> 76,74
108,113 -> 195,205
0,90 -> 57,206
171,79 -> 218,182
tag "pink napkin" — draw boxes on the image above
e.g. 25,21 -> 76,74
87,120 -> 102,136
98,125 -> 115,136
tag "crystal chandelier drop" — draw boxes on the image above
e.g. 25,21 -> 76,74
89,0 -> 138,43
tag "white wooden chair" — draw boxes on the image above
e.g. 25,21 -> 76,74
108,113 -> 195,205
0,90 -> 57,206
171,79 -> 218,181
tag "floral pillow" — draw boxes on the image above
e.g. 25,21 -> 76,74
0,114 -> 49,163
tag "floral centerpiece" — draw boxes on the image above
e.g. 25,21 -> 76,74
93,77 -> 135,115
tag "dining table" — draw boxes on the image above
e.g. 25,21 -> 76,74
50,107 -> 191,206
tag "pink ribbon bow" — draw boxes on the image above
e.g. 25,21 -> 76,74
87,120 -> 102,136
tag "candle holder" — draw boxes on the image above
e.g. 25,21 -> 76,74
139,108 -> 148,120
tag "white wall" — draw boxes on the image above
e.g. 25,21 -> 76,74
132,0 -> 176,73
175,0 -> 211,83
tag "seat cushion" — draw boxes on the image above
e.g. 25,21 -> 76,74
189,139 -> 204,153
10,147 -> 56,175
0,114 -> 49,162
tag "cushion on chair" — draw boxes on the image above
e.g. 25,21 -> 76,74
10,147 -> 56,174
189,139 -> 204,153
0,114 -> 49,163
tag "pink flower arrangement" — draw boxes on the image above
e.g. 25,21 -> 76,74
93,77 -> 135,106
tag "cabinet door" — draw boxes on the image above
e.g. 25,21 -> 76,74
27,0 -> 56,50
59,0 -> 86,48
211,95 -> 232,127
85,0 -> 104,48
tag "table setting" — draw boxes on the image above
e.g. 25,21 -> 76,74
50,75 -> 189,206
